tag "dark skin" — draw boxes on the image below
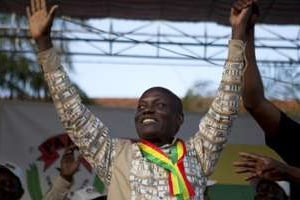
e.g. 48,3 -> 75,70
59,145 -> 80,182
28,0 -> 251,146
233,0 -> 300,185
0,167 -> 24,200
234,152 -> 300,183
135,88 -> 184,146
235,0 -> 281,138
255,179 -> 289,200
133,1 -> 253,146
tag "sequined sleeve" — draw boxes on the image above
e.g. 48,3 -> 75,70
190,40 -> 246,176
38,48 -> 118,186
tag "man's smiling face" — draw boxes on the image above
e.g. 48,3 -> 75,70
135,87 -> 183,146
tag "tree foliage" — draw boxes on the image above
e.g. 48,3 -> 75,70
182,80 -> 215,112
0,13 -> 88,101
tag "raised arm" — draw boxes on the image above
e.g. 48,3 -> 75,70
26,0 -> 57,51
240,3 -> 281,137
27,0 -> 118,186
191,1 -> 251,176
240,2 -> 300,172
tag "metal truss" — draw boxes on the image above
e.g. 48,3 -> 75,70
1,16 -> 300,68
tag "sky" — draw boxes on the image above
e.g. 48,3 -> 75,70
70,61 -> 223,98
61,19 -> 300,98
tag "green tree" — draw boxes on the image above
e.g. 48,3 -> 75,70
0,13 -> 88,101
182,80 -> 215,112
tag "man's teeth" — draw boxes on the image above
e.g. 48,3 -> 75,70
142,119 -> 156,124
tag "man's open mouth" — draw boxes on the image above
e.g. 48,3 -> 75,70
142,118 -> 157,125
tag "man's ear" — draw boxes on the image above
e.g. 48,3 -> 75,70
177,113 -> 184,125
174,113 -> 184,134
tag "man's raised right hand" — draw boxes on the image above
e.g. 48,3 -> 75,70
230,0 -> 254,41
27,0 -> 58,51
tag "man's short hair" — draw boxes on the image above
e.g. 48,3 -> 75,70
142,87 -> 183,116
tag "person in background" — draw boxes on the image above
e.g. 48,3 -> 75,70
0,162 -> 24,200
233,0 -> 300,199
234,152 -> 292,199
44,145 -> 106,200
254,179 -> 289,200
234,152 -> 300,184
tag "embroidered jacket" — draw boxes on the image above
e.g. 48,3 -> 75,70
39,40 -> 245,200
